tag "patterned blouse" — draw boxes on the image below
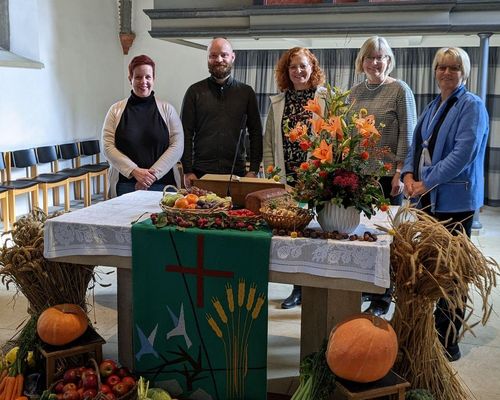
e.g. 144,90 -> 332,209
282,88 -> 316,177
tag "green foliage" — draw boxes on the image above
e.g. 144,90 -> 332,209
406,388 -> 435,400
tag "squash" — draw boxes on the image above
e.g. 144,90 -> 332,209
37,304 -> 88,346
326,313 -> 398,383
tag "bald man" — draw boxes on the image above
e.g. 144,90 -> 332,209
181,38 -> 263,188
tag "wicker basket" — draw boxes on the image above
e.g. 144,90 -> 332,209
49,359 -> 137,400
159,185 -> 232,224
260,206 -> 314,231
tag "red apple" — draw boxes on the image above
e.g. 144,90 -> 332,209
121,377 -> 135,388
63,383 -> 78,393
63,369 -> 79,384
99,359 -> 117,378
112,383 -> 129,397
55,382 -> 66,393
77,388 -> 84,398
99,385 -> 112,395
63,390 -> 80,400
82,389 -> 97,400
82,371 -> 98,389
116,367 -> 131,379
105,375 -> 121,387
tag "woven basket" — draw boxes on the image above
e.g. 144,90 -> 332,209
260,206 -> 314,231
159,185 -> 231,217
49,359 -> 137,400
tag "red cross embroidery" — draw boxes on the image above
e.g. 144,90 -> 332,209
166,235 -> 234,308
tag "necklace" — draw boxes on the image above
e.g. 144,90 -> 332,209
364,76 -> 387,91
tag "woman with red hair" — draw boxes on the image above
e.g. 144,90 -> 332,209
263,47 -> 325,309
102,55 -> 183,197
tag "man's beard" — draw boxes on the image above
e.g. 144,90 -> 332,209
208,62 -> 232,80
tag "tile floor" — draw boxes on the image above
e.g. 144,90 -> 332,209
1,206 -> 499,399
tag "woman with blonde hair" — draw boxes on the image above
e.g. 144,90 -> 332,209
350,36 -> 417,317
402,47 -> 489,361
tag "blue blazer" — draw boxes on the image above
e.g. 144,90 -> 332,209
402,85 -> 489,213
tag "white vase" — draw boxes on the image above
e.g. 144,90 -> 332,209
316,203 -> 361,233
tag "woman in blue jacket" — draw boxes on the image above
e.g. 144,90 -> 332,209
401,47 -> 489,362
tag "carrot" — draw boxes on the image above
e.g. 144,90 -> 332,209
0,370 -> 9,393
13,375 -> 24,400
0,376 -> 15,400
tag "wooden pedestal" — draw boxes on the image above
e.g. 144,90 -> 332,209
38,328 -> 106,387
335,370 -> 410,400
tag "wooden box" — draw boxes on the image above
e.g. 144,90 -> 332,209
193,174 -> 286,207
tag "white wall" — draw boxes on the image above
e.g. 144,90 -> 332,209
0,0 -> 209,218
0,0 -> 123,150
124,0 -> 208,112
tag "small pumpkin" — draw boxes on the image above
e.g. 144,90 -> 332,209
326,313 -> 398,383
37,304 -> 88,346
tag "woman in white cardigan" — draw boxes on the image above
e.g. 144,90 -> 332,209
263,47 -> 325,309
102,55 -> 183,197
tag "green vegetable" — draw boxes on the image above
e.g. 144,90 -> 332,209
291,340 -> 336,400
147,388 -> 172,400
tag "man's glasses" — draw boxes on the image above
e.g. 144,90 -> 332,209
436,64 -> 462,73
364,55 -> 388,62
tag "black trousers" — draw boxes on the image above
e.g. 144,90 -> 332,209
430,208 -> 474,352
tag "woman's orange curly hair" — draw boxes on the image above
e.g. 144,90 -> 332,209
275,47 -> 325,91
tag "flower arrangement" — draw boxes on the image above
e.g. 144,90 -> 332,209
275,86 -> 391,218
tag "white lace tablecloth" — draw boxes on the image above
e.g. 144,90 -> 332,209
44,191 -> 392,288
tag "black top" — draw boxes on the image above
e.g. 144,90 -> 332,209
282,88 -> 316,176
115,91 -> 175,185
180,76 -> 263,176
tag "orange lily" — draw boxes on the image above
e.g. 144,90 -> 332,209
303,98 -> 322,116
310,118 -> 324,135
355,114 -> 380,139
288,122 -> 307,143
323,116 -> 344,140
312,139 -> 333,164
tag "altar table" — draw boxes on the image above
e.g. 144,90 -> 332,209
44,191 -> 392,369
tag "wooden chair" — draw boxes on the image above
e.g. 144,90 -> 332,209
79,140 -> 109,204
0,187 -> 9,232
57,143 -> 90,208
0,152 -> 39,225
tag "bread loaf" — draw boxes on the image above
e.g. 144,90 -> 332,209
245,188 -> 289,214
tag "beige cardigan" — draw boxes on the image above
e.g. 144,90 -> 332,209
102,97 -> 184,198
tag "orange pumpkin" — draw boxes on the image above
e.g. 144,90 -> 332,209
326,313 -> 398,383
37,304 -> 88,346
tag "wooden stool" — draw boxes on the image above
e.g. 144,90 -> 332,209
335,370 -> 410,400
38,327 -> 106,387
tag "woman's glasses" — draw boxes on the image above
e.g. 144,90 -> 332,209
436,64 -> 462,73
364,55 -> 388,63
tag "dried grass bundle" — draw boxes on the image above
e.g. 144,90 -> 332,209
0,209 -> 96,315
380,205 -> 499,400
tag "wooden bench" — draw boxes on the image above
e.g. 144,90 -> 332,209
335,370 -> 410,400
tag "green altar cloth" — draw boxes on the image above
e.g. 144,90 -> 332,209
132,221 -> 272,400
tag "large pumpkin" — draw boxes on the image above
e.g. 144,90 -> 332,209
326,313 -> 398,383
37,304 -> 88,346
